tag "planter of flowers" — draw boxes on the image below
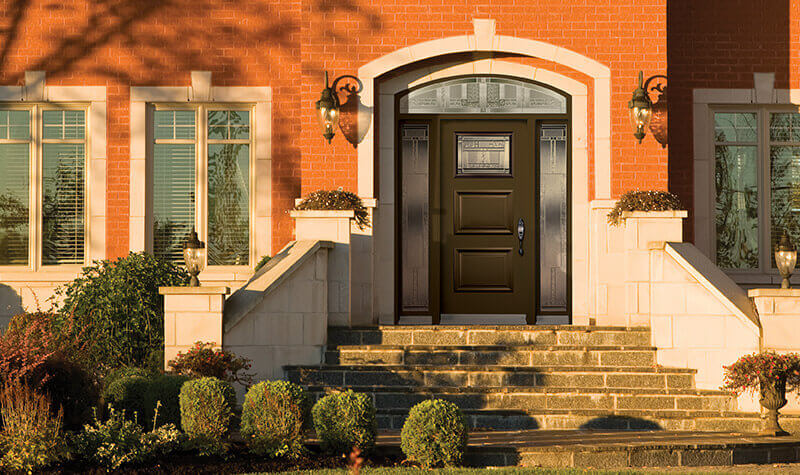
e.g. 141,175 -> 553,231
722,352 -> 800,436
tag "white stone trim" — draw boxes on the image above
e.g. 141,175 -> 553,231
129,79 -> 272,278
368,57 -> 592,324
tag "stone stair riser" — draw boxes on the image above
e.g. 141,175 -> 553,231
325,349 -> 656,367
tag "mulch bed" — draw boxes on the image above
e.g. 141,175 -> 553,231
38,446 -> 404,474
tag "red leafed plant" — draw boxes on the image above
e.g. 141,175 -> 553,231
168,342 -> 254,386
722,352 -> 800,395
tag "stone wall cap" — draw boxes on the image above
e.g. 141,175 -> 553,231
289,209 -> 355,218
748,288 -> 800,298
159,286 -> 231,295
294,198 -> 377,208
620,210 -> 688,218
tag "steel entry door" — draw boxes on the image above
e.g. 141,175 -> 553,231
440,119 -> 535,322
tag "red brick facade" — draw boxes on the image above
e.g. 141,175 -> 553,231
6,0 -> 783,255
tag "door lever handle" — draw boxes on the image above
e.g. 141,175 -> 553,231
517,218 -> 525,256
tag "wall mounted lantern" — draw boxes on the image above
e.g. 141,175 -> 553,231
315,71 -> 371,146
628,71 -> 668,147
775,230 -> 797,289
183,228 -> 206,287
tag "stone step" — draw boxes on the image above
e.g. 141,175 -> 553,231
305,387 -> 736,414
286,365 -> 696,389
328,325 -> 652,347
325,345 -> 657,367
371,408 -> 789,432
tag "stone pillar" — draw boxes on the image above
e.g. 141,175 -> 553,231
159,286 -> 230,370
750,288 -> 800,351
290,210 -> 354,327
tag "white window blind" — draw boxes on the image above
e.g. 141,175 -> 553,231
153,110 -> 196,263
42,110 -> 85,265
0,110 -> 30,265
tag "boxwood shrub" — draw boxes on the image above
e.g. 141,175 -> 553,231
401,399 -> 468,468
240,381 -> 309,458
312,390 -> 376,455
179,377 -> 236,455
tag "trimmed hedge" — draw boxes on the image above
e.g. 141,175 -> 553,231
102,371 -> 190,430
179,377 -> 236,455
240,381 -> 309,458
400,399 -> 469,468
312,390 -> 376,455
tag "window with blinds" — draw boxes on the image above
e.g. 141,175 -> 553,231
42,110 -> 85,265
0,110 -> 30,265
207,110 -> 250,266
153,110 -> 196,263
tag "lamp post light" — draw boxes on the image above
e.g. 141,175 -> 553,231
183,228 -> 206,287
315,71 -> 366,145
775,230 -> 797,289
628,71 -> 668,146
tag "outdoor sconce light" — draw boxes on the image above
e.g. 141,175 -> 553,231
628,71 -> 668,147
775,230 -> 797,289
183,228 -> 206,287
315,71 -> 370,146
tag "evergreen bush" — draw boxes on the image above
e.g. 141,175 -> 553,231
179,377 -> 236,455
400,399 -> 468,468
240,381 -> 309,458
607,190 -> 682,226
312,390 -> 376,455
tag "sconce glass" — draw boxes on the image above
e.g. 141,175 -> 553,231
628,71 -> 653,143
315,71 -> 364,144
183,229 -> 206,287
775,230 -> 797,289
628,71 -> 668,145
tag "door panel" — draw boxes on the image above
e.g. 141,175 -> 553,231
440,119 -> 535,320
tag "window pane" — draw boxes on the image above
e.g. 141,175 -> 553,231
715,112 -> 757,143
400,124 -> 429,312
770,145 -> 800,267
539,124 -> 568,314
0,144 -> 29,265
715,144 -> 759,269
154,144 -> 196,263
208,110 -> 250,140
154,110 -> 195,140
42,143 -> 84,265
43,110 -> 85,140
207,143 -> 249,265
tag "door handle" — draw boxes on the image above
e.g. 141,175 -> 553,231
517,218 -> 525,256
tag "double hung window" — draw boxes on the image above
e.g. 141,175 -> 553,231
0,106 -> 87,267
714,108 -> 800,272
152,106 -> 252,267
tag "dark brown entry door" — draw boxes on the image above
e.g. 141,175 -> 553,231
440,119 -> 535,321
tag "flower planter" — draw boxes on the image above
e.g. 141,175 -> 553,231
759,375 -> 790,436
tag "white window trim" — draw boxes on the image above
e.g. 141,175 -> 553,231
130,78 -> 271,282
0,81 -> 106,279
695,87 -> 800,285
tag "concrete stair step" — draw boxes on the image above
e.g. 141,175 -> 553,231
328,326 -> 651,347
372,408 -> 799,432
303,385 -> 731,396
286,365 -> 696,389
325,345 -> 657,367
304,387 -> 736,413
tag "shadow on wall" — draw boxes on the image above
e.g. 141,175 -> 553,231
0,283 -> 23,330
580,416 -> 662,431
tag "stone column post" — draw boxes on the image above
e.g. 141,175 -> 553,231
159,286 -> 230,370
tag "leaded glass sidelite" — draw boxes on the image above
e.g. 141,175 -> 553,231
153,110 -> 196,263
0,110 -> 30,265
539,124 -> 568,313
770,113 -> 800,267
400,124 -> 430,312
714,112 -> 758,269
207,110 -> 250,266
399,77 -> 567,114
42,110 -> 85,265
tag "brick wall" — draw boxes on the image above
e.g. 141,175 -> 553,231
0,0 -> 668,255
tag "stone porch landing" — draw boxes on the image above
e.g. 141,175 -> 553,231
359,430 -> 800,468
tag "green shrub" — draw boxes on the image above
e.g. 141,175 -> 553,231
34,353 -> 100,430
102,372 -> 189,430
69,406 -> 183,470
607,190 -> 682,226
312,390 -> 376,455
295,189 -> 370,229
147,374 -> 191,428
103,374 -> 150,424
53,252 -> 189,370
240,381 -> 309,458
400,399 -> 468,468
254,255 -> 271,272
179,377 -> 236,456
0,382 -> 66,473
